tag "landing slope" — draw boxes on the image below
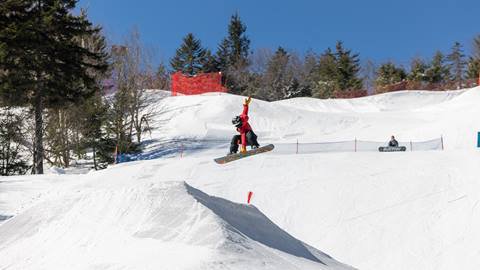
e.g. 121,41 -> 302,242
0,166 -> 353,270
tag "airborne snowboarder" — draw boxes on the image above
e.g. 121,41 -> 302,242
230,96 -> 260,154
214,96 -> 273,164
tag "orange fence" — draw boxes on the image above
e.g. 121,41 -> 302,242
171,72 -> 228,96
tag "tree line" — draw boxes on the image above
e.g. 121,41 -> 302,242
170,14 -> 480,99
375,40 -> 480,93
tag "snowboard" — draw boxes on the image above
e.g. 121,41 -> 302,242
378,146 -> 406,152
214,144 -> 274,164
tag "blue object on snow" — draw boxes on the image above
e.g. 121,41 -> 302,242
116,154 -> 136,164
478,132 -> 480,148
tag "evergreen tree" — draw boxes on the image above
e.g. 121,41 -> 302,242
303,50 -> 318,81
447,42 -> 466,88
79,93 -> 111,170
425,51 -> 450,84
0,108 -> 29,176
201,49 -> 220,73
284,77 -> 311,98
216,38 -> 231,72
215,13 -> 251,95
170,33 -> 207,75
0,0 -> 108,174
466,57 -> 480,80
375,62 -> 406,87
408,57 -> 429,82
334,41 -> 363,91
311,48 -> 338,98
217,13 -> 250,69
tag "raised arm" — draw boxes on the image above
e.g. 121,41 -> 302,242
242,97 -> 252,116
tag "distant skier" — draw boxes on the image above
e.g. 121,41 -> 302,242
230,97 -> 260,154
388,135 -> 399,147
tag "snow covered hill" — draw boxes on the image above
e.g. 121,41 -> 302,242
2,87 -> 480,270
151,88 -> 479,148
0,162 -> 353,270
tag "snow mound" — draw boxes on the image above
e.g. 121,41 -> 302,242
274,89 -> 466,112
0,173 -> 353,270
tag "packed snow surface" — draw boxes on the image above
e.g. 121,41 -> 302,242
2,87 -> 480,270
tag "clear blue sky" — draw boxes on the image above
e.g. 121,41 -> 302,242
78,0 -> 480,66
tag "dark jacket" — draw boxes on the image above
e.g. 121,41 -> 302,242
388,139 -> 399,147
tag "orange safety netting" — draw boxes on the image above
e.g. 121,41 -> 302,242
171,72 -> 228,96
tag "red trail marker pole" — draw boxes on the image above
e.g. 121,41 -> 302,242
247,191 -> 253,204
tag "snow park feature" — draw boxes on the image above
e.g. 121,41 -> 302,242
2,87 -> 480,270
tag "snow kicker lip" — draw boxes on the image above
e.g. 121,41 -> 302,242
185,183 -> 326,264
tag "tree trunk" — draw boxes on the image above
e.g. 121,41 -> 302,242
33,94 -> 44,174
92,144 -> 97,170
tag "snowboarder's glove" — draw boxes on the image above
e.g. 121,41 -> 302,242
240,145 -> 247,153
244,97 -> 252,105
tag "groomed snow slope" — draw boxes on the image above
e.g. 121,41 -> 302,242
0,166 -> 352,270
2,87 -> 480,270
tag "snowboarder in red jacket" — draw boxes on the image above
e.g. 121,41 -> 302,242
230,97 -> 260,154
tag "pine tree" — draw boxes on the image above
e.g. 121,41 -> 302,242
426,51 -> 450,84
215,13 -> 251,95
303,50 -> 318,81
311,48 -> 338,98
284,77 -> 311,98
216,38 -> 231,72
201,49 -> 219,73
0,0 -> 108,174
466,58 -> 480,80
217,13 -> 250,69
447,42 -> 466,88
79,93 -> 111,170
334,41 -> 363,91
408,57 -> 429,82
375,62 -> 406,87
0,108 -> 29,176
170,33 -> 207,75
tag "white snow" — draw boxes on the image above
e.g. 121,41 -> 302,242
2,87 -> 480,269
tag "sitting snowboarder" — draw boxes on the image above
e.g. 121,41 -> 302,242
230,97 -> 260,154
388,135 -> 399,147
379,135 -> 406,152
